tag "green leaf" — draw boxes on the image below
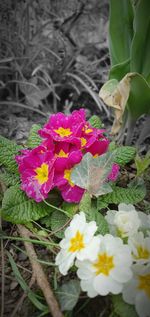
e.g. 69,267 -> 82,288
109,59 -> 130,81
50,211 -> 70,238
130,0 -> 150,79
109,0 -> 133,65
112,295 -> 138,317
0,135 -> 21,173
7,251 -> 48,312
0,171 -> 20,187
71,152 -> 114,197
79,192 -> 92,213
61,202 -> 78,217
94,211 -> 109,235
56,280 -> 81,311
26,124 -> 42,148
88,115 -> 103,129
113,146 -> 136,166
135,152 -> 150,176
97,185 -> 146,209
1,186 -> 51,224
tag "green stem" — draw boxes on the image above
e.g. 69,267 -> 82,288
43,200 -> 71,218
1,235 -> 59,247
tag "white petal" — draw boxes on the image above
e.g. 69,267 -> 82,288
80,279 -> 98,298
118,203 -> 135,212
93,274 -> 122,296
122,278 -> 138,305
77,236 -> 100,261
135,291 -> 150,317
55,250 -> 75,275
83,221 -> 97,243
110,266 -> 132,283
105,210 -> 116,225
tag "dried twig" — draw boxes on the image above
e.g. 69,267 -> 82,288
17,225 -> 64,317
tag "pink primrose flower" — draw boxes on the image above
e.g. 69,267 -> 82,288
54,142 -> 83,172
16,146 -> 55,202
38,109 -> 86,146
107,163 -> 120,181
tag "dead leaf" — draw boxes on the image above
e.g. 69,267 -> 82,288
99,73 -> 136,134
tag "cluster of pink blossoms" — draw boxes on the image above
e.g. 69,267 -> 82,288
16,109 -> 119,203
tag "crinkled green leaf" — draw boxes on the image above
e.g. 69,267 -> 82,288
112,295 -> 138,317
135,152 -> 150,176
113,146 -> 136,166
26,124 -> 42,148
0,135 -> 21,173
56,280 -> 81,311
71,152 -> 114,197
1,186 -> 50,224
79,192 -> 91,213
61,202 -> 78,217
88,115 -> 103,129
97,185 -> 146,209
94,211 -> 109,235
0,171 -> 20,187
51,211 -> 70,238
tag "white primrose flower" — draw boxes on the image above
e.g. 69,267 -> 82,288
105,203 -> 141,238
55,212 -> 100,275
122,264 -> 150,317
128,231 -> 150,265
76,234 -> 133,297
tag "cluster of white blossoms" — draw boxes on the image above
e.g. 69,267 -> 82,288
55,206 -> 150,317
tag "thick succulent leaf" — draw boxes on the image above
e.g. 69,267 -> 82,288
112,295 -> 138,317
109,0 -> 133,65
56,280 -> 81,311
0,135 -> 21,173
26,124 -> 42,148
130,0 -> 150,80
71,152 -> 114,197
1,186 -> 50,224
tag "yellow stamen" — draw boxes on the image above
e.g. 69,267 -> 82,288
93,253 -> 114,276
138,274 -> 150,298
85,128 -> 93,134
64,169 -> 74,187
135,246 -> 150,260
93,154 -> 99,158
56,150 -> 69,158
35,163 -> 49,185
69,230 -> 85,252
54,127 -> 72,137
80,137 -> 87,147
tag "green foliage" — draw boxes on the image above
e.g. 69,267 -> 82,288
135,152 -> 150,176
0,171 -> 20,187
71,152 -> 114,197
97,185 -> 146,209
88,115 -> 103,129
94,211 -> 109,235
113,146 -> 136,166
56,280 -> 81,311
0,135 -> 21,173
1,186 -> 51,224
8,251 -> 48,313
50,211 -> 70,238
112,295 -> 138,317
79,192 -> 92,213
26,124 -> 42,148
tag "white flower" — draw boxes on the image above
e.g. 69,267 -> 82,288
55,212 -> 99,275
105,203 -> 141,238
122,264 -> 150,317
76,234 -> 132,297
128,231 -> 150,265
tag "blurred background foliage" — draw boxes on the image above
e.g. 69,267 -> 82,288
0,0 -> 109,127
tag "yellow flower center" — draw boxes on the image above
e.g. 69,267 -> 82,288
138,274 -> 150,298
56,150 -> 69,158
85,128 -> 93,134
69,230 -> 85,252
80,137 -> 87,147
135,246 -> 150,260
64,169 -> 74,187
93,253 -> 114,276
54,127 -> 72,137
93,154 -> 99,158
35,163 -> 49,185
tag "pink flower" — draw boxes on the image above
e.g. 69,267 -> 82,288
38,109 -> 86,146
54,143 -> 83,172
108,163 -> 120,181
16,146 -> 55,202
